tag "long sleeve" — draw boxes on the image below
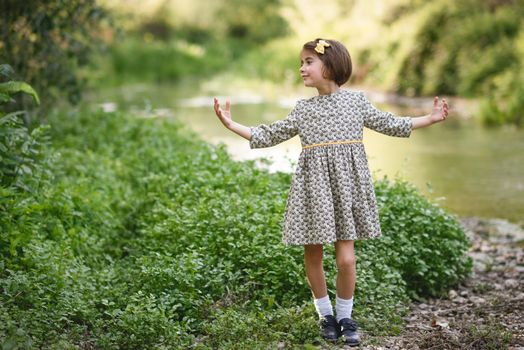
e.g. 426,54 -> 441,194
360,92 -> 412,137
249,101 -> 302,149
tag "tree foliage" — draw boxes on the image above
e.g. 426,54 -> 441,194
0,0 -> 109,112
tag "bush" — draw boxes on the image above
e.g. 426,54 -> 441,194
372,177 -> 472,298
0,65 -> 52,262
1,107 -> 471,348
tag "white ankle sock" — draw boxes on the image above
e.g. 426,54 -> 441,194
335,295 -> 354,322
313,295 -> 333,318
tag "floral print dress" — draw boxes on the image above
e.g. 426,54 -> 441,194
249,89 -> 413,245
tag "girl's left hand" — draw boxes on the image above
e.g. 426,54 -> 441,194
429,96 -> 449,124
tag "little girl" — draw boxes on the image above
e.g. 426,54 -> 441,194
213,38 -> 448,346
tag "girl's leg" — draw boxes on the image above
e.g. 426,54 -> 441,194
334,240 -> 360,345
304,244 -> 327,298
334,240 -> 356,298
305,244 -> 338,341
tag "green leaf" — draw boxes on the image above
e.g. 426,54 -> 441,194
0,81 -> 40,105
0,92 -> 14,104
1,111 -> 26,122
0,64 -> 15,78
20,164 -> 32,175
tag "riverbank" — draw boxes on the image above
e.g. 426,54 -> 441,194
359,217 -> 524,350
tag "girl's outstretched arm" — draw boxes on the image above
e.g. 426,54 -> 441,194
412,96 -> 449,130
213,97 -> 251,140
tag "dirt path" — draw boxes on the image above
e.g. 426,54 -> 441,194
361,217 -> 524,350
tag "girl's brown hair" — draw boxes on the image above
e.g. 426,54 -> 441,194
303,38 -> 352,86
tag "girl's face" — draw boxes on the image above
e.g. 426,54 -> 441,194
299,50 -> 328,88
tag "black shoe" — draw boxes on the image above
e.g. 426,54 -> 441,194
319,315 -> 339,342
339,318 -> 360,346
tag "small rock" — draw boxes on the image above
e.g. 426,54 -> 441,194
515,265 -> 524,273
493,283 -> 504,291
504,279 -> 519,289
472,259 -> 494,273
507,271 -> 521,279
495,255 -> 507,263
442,328 -> 460,343
448,290 -> 458,299
453,296 -> 468,304
418,303 -> 428,309
470,296 -> 486,305
480,243 -> 493,252
460,290 -> 469,297
492,265 -> 508,272
487,272 -> 499,279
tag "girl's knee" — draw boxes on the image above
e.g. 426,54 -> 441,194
335,240 -> 356,270
336,254 -> 356,270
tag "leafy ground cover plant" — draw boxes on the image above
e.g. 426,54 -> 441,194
1,107 -> 471,348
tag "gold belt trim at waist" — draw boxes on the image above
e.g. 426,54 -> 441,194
302,140 -> 363,149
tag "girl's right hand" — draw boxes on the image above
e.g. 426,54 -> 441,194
213,98 -> 232,129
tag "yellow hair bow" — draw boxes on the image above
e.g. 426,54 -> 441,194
314,40 -> 331,54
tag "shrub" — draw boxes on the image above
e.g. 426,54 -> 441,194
372,177 -> 472,298
0,64 -> 51,260
1,107 -> 472,348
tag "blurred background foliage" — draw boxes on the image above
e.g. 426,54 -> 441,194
2,0 -> 523,125
102,0 -> 524,125
0,0 -> 110,114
